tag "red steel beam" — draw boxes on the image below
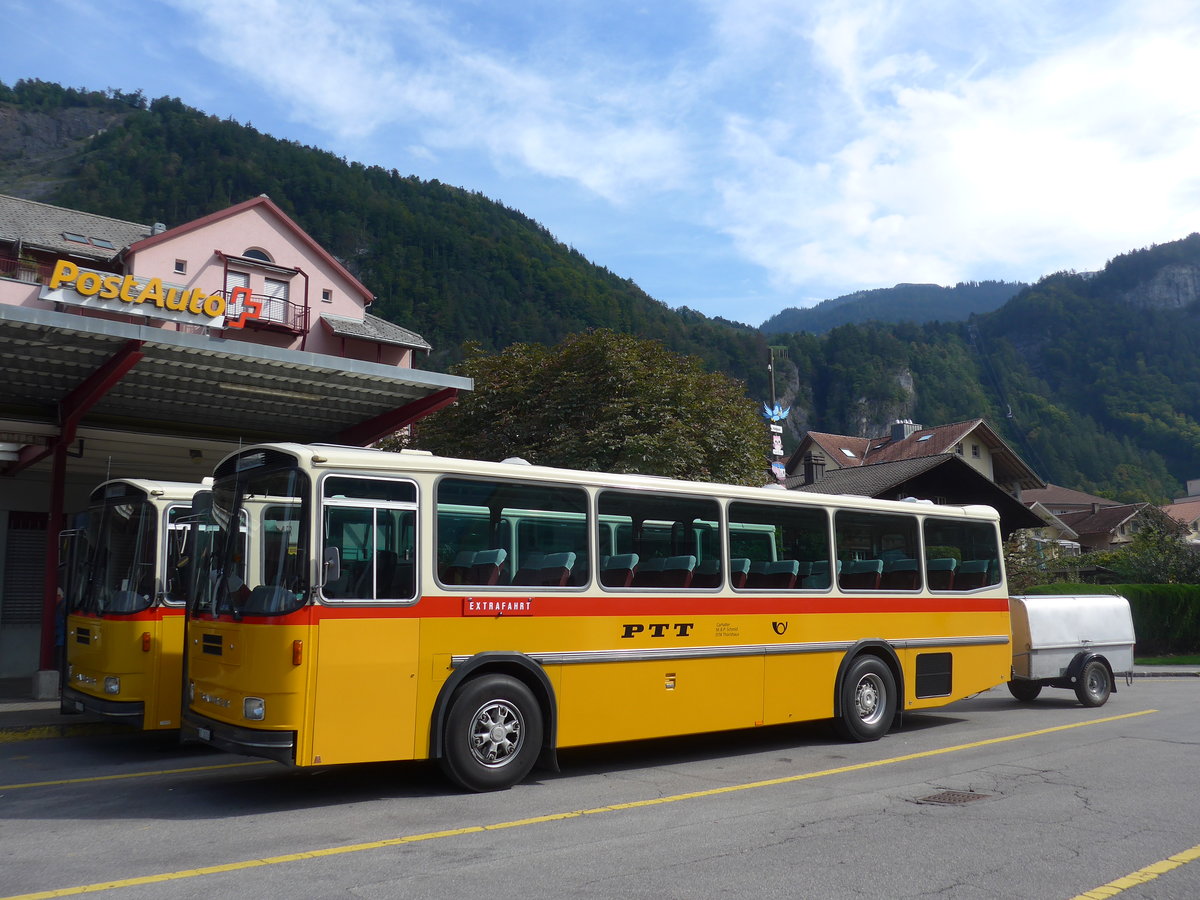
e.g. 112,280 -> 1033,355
33,340 -> 145,671
4,340 -> 146,477
334,387 -> 458,447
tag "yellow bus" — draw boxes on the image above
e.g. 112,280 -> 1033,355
62,478 -> 210,730
183,443 -> 1011,791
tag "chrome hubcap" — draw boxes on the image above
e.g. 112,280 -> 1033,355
469,699 -> 524,768
854,673 -> 886,725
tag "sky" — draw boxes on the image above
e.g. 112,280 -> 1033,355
4,0 -> 1200,326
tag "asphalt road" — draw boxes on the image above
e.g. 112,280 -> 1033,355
1,679 -> 1198,900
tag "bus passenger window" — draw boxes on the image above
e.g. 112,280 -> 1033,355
437,477 -> 588,588
598,491 -> 719,590
728,501 -> 829,591
321,477 -> 417,602
922,518 -> 1001,592
834,510 -> 919,592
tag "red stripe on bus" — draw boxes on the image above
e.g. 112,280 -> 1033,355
195,593 -> 1009,625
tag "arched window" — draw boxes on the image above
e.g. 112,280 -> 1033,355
242,248 -> 272,262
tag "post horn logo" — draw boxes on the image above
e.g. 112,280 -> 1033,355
772,621 -> 788,635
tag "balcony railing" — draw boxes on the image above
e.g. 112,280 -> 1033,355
219,290 -> 309,334
0,255 -> 55,284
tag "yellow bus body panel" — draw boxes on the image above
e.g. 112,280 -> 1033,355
65,611 -> 185,729
308,617 -> 420,766
187,621 -> 311,737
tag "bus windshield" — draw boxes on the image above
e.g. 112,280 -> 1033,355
75,499 -> 158,615
195,463 -> 310,618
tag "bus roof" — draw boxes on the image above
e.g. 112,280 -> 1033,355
214,442 -> 1001,523
89,476 -> 212,503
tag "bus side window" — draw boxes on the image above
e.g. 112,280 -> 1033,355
922,518 -> 1001,592
437,477 -> 588,588
833,510 -> 919,592
728,501 -> 829,592
321,477 -> 417,602
598,490 -> 720,590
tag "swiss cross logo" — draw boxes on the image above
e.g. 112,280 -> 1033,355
225,285 -> 263,328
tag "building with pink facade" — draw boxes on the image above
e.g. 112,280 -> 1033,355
0,193 -> 471,685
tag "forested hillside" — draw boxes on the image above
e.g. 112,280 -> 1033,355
3,78 -> 1199,503
760,281 -> 1024,334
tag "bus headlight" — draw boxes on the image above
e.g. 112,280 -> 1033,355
103,676 -> 120,695
243,697 -> 265,721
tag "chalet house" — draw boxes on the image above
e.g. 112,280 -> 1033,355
1022,484 -> 1150,552
1162,480 -> 1200,545
784,419 -> 1045,538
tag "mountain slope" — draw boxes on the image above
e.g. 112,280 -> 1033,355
760,280 -> 1025,334
4,78 -> 1200,503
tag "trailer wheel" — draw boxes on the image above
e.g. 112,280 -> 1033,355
1075,659 -> 1111,708
834,655 -> 896,742
1006,680 -> 1042,702
439,674 -> 542,792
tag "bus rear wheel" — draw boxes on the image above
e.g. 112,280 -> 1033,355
1007,680 -> 1042,702
834,655 -> 896,742
440,674 -> 543,792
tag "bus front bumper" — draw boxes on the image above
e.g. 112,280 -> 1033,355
181,709 -> 296,765
61,686 -> 145,729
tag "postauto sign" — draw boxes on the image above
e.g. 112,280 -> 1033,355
41,260 -> 261,329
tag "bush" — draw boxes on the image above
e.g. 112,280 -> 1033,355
1024,582 -> 1200,654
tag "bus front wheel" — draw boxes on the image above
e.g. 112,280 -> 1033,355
834,655 -> 896,742
440,674 -> 543,792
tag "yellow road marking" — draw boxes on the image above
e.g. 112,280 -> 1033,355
1,709 -> 1157,900
0,760 -> 271,791
1073,842 -> 1200,898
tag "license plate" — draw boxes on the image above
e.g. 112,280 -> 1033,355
73,700 -> 84,712
197,727 -> 212,741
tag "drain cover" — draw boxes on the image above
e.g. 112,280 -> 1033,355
917,790 -> 990,805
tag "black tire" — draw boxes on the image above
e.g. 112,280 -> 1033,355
834,655 -> 897,742
439,674 -> 543,792
1007,680 -> 1042,702
1075,659 -> 1111,708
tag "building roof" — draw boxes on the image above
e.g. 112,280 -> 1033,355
321,313 -> 431,352
785,455 -> 947,494
1024,501 -> 1080,540
0,194 -> 151,262
785,453 -> 1044,536
1021,483 -> 1120,509
788,418 -> 1044,491
123,194 -> 375,305
0,303 -> 471,482
864,419 -> 981,464
1162,499 -> 1200,527
801,432 -> 872,466
1055,503 -> 1147,538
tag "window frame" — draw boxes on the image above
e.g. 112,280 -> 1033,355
318,474 -> 420,606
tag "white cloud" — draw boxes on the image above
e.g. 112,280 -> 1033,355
167,0 -> 690,202
712,0 -> 1200,299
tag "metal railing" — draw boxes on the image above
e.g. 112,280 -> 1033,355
0,255 -> 54,284
220,290 -> 309,334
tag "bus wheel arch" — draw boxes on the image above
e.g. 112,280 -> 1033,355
431,652 -> 558,790
832,642 -> 903,742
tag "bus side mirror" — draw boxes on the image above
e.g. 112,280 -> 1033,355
323,546 -> 341,584
191,491 -> 214,522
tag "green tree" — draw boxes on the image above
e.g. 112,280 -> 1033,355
1092,507 -> 1200,584
410,330 -> 768,485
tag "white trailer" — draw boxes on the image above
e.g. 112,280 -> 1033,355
1007,594 -> 1135,707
